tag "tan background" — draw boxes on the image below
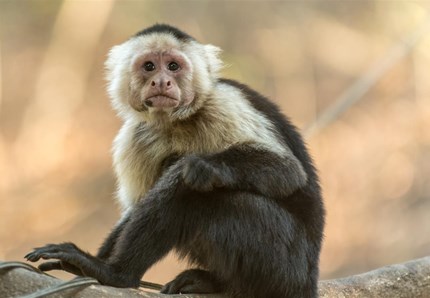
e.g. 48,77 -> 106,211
1,0 -> 429,284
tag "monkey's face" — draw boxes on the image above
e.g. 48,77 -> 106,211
130,49 -> 195,112
106,32 -> 223,123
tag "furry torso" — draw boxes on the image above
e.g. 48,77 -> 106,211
112,81 -> 288,210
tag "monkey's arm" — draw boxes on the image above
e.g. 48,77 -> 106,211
25,217 -> 152,287
25,164 -> 185,288
24,211 -> 162,288
182,143 -> 307,198
96,212 -> 131,259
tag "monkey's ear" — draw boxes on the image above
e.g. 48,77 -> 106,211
204,44 -> 223,76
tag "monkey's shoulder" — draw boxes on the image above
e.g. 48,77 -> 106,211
216,78 -> 303,144
216,78 -> 292,128
216,78 -> 316,179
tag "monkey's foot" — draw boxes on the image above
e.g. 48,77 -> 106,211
25,242 -> 140,288
161,269 -> 223,294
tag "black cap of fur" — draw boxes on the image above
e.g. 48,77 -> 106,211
135,24 -> 195,42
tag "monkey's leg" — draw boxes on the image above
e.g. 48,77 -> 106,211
191,191 -> 313,298
161,269 -> 223,294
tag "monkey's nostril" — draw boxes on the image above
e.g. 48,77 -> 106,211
167,81 -> 171,87
151,81 -> 156,87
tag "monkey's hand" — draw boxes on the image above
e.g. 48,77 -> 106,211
25,243 -> 140,288
25,243 -> 98,276
182,155 -> 233,192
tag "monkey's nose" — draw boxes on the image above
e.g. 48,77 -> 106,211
151,80 -> 172,91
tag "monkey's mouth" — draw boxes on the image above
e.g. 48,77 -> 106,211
144,95 -> 179,109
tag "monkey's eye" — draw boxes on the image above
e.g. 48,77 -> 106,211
167,62 -> 180,71
143,61 -> 155,71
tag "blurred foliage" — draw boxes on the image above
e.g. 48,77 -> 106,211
0,0 -> 429,284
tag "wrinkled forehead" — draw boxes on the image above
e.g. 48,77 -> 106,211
128,33 -> 184,55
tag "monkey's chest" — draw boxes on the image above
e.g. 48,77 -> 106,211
114,133 -> 170,208
114,126 -> 229,208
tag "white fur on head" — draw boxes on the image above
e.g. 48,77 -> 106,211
105,31 -> 223,124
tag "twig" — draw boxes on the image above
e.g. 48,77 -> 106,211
305,16 -> 430,138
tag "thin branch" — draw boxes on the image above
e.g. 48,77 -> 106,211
1,257 -> 429,297
305,16 -> 430,138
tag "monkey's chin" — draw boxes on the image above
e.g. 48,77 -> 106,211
145,95 -> 179,109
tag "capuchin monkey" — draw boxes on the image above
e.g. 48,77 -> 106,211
25,24 -> 325,298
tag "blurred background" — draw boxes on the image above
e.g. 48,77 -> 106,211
1,0 -> 429,285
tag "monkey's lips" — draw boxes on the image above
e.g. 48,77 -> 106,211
144,95 -> 179,108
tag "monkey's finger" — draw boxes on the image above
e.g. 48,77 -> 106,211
25,244 -> 64,262
25,244 -> 61,257
25,248 -> 44,260
36,252 -> 69,262
26,249 -> 66,262
39,261 -> 84,276
38,261 -> 62,271
25,251 -> 45,262
24,253 -> 38,262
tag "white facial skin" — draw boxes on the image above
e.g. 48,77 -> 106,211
129,49 -> 195,112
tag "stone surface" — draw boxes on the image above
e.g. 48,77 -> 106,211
1,257 -> 429,297
318,256 -> 430,298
